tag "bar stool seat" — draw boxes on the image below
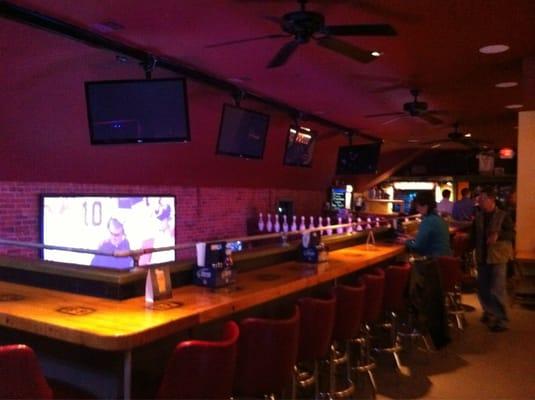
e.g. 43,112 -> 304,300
157,321 -> 239,399
355,268 -> 385,397
438,255 -> 466,330
0,344 -> 53,399
331,281 -> 366,398
235,306 -> 300,399
377,262 -> 411,371
294,292 -> 336,398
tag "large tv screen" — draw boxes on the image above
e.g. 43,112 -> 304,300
41,195 -> 176,269
85,78 -> 190,144
283,125 -> 317,167
336,142 -> 382,175
216,104 -> 270,159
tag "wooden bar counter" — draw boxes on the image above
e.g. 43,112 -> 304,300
0,242 -> 404,398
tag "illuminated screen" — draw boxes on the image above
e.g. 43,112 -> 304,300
283,126 -> 316,167
216,104 -> 270,159
41,196 -> 175,269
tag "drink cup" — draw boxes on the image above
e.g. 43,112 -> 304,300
196,242 -> 206,267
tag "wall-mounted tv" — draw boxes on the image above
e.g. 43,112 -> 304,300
216,104 -> 270,159
283,125 -> 317,167
85,78 -> 190,144
336,142 -> 382,175
41,195 -> 175,269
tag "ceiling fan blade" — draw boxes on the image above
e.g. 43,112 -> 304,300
206,33 -> 289,48
365,111 -> 405,118
263,15 -> 282,25
381,115 -> 408,125
267,40 -> 300,68
315,36 -> 375,63
323,24 -> 397,36
418,113 -> 443,125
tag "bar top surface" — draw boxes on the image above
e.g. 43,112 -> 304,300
0,243 -> 404,351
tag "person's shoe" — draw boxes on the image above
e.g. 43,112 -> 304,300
489,323 -> 508,332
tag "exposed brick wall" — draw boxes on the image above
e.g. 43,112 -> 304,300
0,181 -> 325,261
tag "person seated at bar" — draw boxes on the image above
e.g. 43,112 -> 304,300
402,190 -> 451,349
452,188 -> 475,221
405,191 -> 452,257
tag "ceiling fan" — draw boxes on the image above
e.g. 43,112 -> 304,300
421,123 -> 492,150
365,89 -> 444,125
206,0 -> 397,68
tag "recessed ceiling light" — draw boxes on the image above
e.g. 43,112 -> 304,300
464,133 -> 472,137
371,51 -> 382,57
479,44 -> 509,54
495,81 -> 518,88
505,104 -> 524,109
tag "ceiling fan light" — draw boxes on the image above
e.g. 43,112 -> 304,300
464,133 -> 472,137
495,81 -> 518,88
479,44 -> 509,54
505,104 -> 523,109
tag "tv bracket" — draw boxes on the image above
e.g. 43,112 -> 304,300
141,55 -> 158,80
232,90 -> 245,107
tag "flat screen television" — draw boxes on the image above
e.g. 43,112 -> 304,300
336,142 -> 382,175
85,78 -> 190,144
216,104 -> 270,159
41,195 -> 176,269
283,125 -> 317,167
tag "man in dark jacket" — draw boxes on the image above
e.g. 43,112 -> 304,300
471,187 -> 514,332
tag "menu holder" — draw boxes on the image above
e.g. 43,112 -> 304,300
145,266 -> 172,303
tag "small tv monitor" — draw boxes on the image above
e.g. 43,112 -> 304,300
216,104 -> 270,159
336,142 -> 382,175
40,195 -> 176,269
85,78 -> 190,144
283,125 -> 317,167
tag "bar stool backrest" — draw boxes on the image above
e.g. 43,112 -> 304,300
452,233 -> 471,258
297,292 -> 336,361
362,268 -> 386,323
383,263 -> 412,312
437,256 -> 463,292
332,282 -> 365,341
235,306 -> 300,398
0,344 -> 53,399
157,321 -> 239,399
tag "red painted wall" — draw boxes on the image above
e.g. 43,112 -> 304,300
0,19 -> 405,260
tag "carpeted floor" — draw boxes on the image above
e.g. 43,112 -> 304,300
356,292 -> 535,399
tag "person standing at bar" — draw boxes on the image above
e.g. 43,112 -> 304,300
471,187 -> 514,332
452,188 -> 475,221
437,189 -> 454,218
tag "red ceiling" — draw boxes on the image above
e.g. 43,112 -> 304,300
3,0 -> 535,150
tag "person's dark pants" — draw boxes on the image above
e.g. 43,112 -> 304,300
409,258 -> 451,349
477,262 -> 508,325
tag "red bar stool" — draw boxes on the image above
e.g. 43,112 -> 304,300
156,320 -> 239,399
0,344 -> 53,399
234,306 -> 300,399
355,268 -> 385,397
330,281 -> 365,398
438,255 -> 465,330
294,292 -> 336,398
378,262 -> 412,371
